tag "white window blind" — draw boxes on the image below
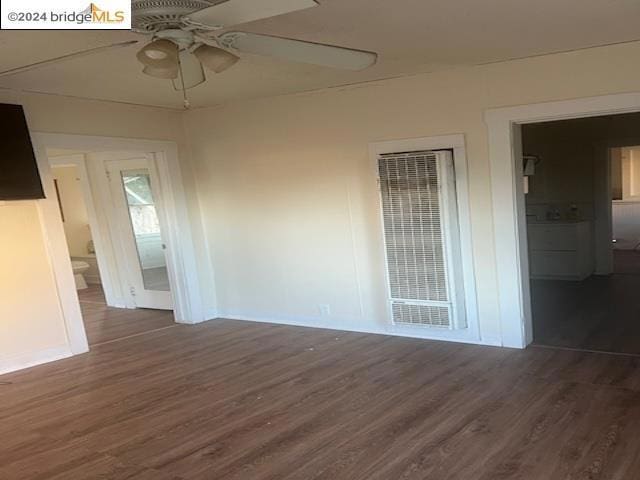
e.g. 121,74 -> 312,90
378,150 -> 466,329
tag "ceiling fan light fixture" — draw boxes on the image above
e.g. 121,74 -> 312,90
142,65 -> 179,79
136,39 -> 178,69
193,44 -> 239,73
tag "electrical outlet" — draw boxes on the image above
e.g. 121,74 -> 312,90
318,304 -> 331,316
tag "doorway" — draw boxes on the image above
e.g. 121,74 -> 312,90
47,149 -> 175,344
49,158 -> 107,306
487,92 -> 640,350
29,133 -> 208,358
520,113 -> 640,355
611,146 -> 640,275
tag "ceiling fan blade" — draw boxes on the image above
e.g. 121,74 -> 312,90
172,50 -> 206,90
0,41 -> 138,78
218,32 -> 377,71
186,0 -> 317,28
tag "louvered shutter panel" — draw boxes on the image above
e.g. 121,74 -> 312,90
378,150 -> 466,329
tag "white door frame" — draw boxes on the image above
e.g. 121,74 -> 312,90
486,92 -> 640,348
33,133 -> 208,354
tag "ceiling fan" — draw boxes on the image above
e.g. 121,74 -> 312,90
0,0 -> 378,108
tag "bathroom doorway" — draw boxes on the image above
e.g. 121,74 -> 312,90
33,133 -> 207,355
48,149 -> 175,310
47,148 -> 176,345
49,153 -> 107,305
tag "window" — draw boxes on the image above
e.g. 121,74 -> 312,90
378,150 -> 466,329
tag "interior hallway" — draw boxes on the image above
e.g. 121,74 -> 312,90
78,285 -> 175,345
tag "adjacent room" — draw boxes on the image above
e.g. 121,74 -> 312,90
2,1 -> 640,478
523,113 -> 640,355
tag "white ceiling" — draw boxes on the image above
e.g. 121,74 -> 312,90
1,0 -> 639,109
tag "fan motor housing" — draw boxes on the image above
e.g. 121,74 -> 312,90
132,0 -> 228,32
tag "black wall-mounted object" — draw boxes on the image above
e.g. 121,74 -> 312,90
0,103 -> 45,200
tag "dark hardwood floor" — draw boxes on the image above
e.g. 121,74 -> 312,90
78,285 -> 175,346
77,285 -> 109,305
531,273 -> 640,355
2,316 -> 640,479
612,249 -> 640,275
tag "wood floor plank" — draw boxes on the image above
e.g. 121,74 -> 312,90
77,285 -> 175,346
2,309 -> 640,479
532,273 -> 640,355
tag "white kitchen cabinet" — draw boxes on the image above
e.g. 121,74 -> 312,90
527,221 -> 593,280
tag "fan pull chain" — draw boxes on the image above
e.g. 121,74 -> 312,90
177,54 -> 191,110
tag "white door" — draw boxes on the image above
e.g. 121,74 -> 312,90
106,155 -> 173,310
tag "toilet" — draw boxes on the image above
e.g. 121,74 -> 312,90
71,260 -> 90,290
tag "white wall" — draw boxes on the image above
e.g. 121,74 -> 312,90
0,202 -> 69,373
184,40 -> 640,346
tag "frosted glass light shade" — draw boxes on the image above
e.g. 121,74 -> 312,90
193,45 -> 239,73
142,65 -> 178,79
137,39 -> 179,70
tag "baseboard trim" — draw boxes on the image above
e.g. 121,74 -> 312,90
216,311 -> 500,347
104,302 -> 129,309
476,334 -> 504,348
0,346 -> 74,376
